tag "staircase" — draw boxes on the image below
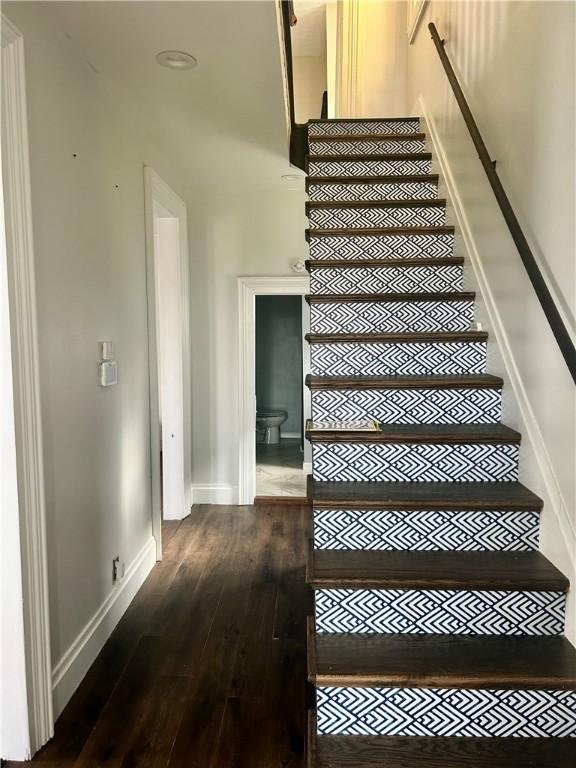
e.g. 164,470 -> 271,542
303,118 -> 576,766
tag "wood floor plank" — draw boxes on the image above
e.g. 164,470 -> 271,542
11,506 -> 309,768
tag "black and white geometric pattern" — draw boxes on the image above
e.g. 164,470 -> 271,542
308,158 -> 432,177
309,139 -> 426,156
310,387 -> 501,424
316,686 -> 576,737
309,265 -> 463,295
310,341 -> 487,376
307,180 -> 438,202
314,588 -> 565,635
308,232 -> 454,261
310,299 -> 474,334
304,118 -> 572,746
311,442 -> 519,482
313,509 -> 539,551
308,204 -> 446,229
308,119 -> 421,136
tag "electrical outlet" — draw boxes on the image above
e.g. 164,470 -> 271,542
112,555 -> 120,584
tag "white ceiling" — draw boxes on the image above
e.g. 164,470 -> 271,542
44,1 -> 296,191
292,0 -> 328,57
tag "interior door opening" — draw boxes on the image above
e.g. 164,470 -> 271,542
154,208 -> 186,521
144,168 -> 191,557
254,294 -> 309,499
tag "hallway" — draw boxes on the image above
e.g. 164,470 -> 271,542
20,506 -> 310,767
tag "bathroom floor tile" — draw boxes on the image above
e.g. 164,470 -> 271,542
256,439 -> 307,497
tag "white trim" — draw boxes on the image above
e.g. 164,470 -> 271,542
335,0 -> 360,118
237,276 -> 309,505
419,93 -> 576,554
303,461 -> 312,475
407,0 -> 429,44
191,483 -> 237,505
51,537 -> 156,718
1,15 -> 53,755
144,167 -> 192,557
282,431 -> 303,439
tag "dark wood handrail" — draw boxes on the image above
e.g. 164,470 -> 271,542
281,0 -> 296,130
280,0 -> 307,170
428,22 -> 576,384
321,90 -> 328,119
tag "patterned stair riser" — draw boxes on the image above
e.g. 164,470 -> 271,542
310,388 -> 502,425
308,205 -> 446,229
315,588 -> 565,635
308,120 -> 421,136
309,266 -> 463,295
311,442 -> 519,483
307,180 -> 438,202
308,158 -> 432,178
310,300 -> 474,334
316,686 -> 576,737
304,120 -> 573,749
310,139 -> 426,156
313,509 -> 540,551
308,232 -> 454,261
310,341 -> 487,377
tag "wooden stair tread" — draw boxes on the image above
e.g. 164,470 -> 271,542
307,225 -> 453,240
306,291 -> 474,304
306,331 -> 488,343
314,733 -> 576,767
306,199 -> 446,210
309,132 -> 426,142
309,117 -> 420,124
305,374 -> 503,390
310,629 -> 576,690
307,478 -> 542,510
306,173 -> 439,188
306,257 -> 463,269
307,152 -> 432,163
307,549 -> 568,591
305,423 -> 520,443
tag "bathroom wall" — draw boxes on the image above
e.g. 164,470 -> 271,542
256,295 -> 303,437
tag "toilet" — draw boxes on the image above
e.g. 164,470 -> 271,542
256,409 -> 288,444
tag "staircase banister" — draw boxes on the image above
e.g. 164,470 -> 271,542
280,0 -> 308,170
428,21 -> 576,385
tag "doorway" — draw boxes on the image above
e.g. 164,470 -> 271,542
237,276 -> 310,504
255,295 -> 307,497
144,168 -> 192,558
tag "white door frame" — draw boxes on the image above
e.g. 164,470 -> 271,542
143,167 -> 192,558
237,275 -> 309,505
1,15 -> 53,758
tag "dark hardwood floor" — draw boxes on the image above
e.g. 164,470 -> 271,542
16,505 -> 310,767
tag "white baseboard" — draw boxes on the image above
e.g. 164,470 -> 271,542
419,92 -> 575,558
51,537 -> 156,718
303,462 -> 312,474
191,483 -> 237,505
282,432 -> 302,439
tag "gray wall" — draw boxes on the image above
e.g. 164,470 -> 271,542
256,296 -> 303,436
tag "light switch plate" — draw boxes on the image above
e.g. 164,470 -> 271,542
100,341 -> 114,360
99,360 -> 118,386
